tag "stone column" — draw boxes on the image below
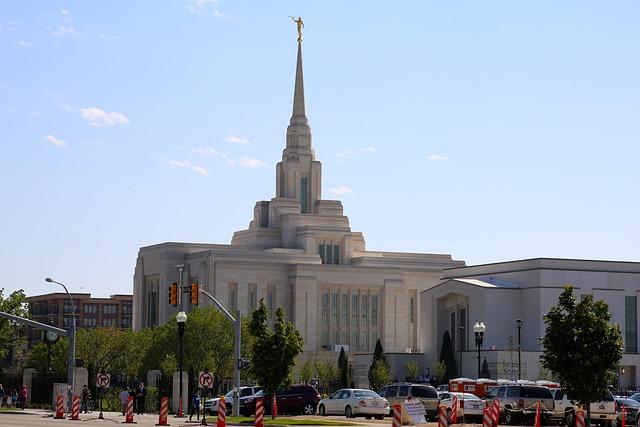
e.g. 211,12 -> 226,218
147,370 -> 162,389
172,371 -> 188,413
73,367 -> 88,397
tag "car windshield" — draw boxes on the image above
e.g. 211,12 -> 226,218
454,393 -> 480,400
520,387 -> 553,399
411,385 -> 438,398
620,399 -> 640,408
354,390 -> 380,399
225,391 -> 234,398
253,390 -> 267,397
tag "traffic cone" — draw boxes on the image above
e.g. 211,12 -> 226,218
491,399 -> 500,427
255,399 -> 264,427
54,395 -> 65,419
391,404 -> 402,427
621,405 -> 626,427
450,395 -> 458,424
70,396 -> 80,421
217,396 -> 226,427
156,396 -> 169,426
483,408 -> 493,427
124,396 -> 136,424
272,395 -> 278,418
533,401 -> 541,427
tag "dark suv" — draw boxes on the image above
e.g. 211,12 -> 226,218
240,384 -> 321,416
494,384 -> 555,425
377,383 -> 440,420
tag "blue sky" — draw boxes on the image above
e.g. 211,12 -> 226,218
1,1 -> 639,298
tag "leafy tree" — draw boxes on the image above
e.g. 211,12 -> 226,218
368,339 -> 387,389
337,348 -> 349,388
25,339 -> 68,375
480,358 -> 491,379
433,360 -> 446,384
316,359 -> 338,391
439,330 -> 458,382
248,299 -> 304,418
369,361 -> 392,392
405,361 -> 419,381
541,286 -> 623,426
0,289 -> 28,363
298,355 -> 314,383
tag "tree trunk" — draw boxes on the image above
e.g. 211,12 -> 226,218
586,400 -> 591,427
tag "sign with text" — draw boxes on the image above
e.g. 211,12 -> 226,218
403,400 -> 427,424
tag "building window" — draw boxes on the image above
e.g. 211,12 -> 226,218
122,303 -> 132,315
450,312 -> 456,350
319,244 -> 325,263
144,275 -> 159,327
331,291 -> 339,345
333,245 -> 340,265
321,292 -> 329,348
103,318 -> 116,327
459,307 -> 467,351
409,297 -> 415,323
361,295 -> 368,327
626,296 -> 637,353
248,284 -> 257,312
340,293 -> 348,345
229,283 -> 238,313
103,305 -> 117,315
84,304 -> 97,314
371,294 -> 378,327
300,177 -> 308,213
318,243 -> 340,265
64,302 -> 79,314
83,318 -> 96,327
121,318 -> 131,328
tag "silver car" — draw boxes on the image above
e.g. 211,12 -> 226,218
318,389 -> 389,419
204,386 -> 263,415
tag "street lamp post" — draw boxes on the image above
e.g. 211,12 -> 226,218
459,326 -> 465,377
516,319 -> 523,380
473,321 -> 486,379
45,278 -> 76,389
44,327 -> 58,373
176,311 -> 187,418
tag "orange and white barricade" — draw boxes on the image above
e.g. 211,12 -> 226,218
483,408 -> 493,427
70,396 -> 80,421
491,399 -> 500,426
391,404 -> 402,427
438,405 -> 448,427
576,410 -> 586,427
272,395 -> 278,418
450,395 -> 458,424
123,396 -> 135,424
155,396 -> 169,426
621,406 -> 627,427
533,401 -> 541,427
54,395 -> 65,419
255,398 -> 264,427
217,396 -> 226,427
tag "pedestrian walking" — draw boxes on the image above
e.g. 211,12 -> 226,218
11,389 -> 18,408
119,386 -> 130,415
81,385 -> 91,413
136,382 -> 147,415
0,384 -> 5,407
19,385 -> 27,409
189,391 -> 201,421
67,387 -> 73,412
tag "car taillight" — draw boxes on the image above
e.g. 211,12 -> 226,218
460,400 -> 465,408
518,399 -> 524,408
359,400 -> 367,407
384,401 -> 389,408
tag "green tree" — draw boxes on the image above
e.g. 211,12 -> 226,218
337,348 -> 349,388
405,361 -> 419,382
369,361 -> 392,392
480,358 -> 491,379
368,339 -> 387,389
541,286 -> 623,426
25,339 -> 68,375
433,360 -> 446,384
439,330 -> 457,382
248,299 -> 304,418
298,355 -> 314,383
316,359 -> 338,391
0,289 -> 28,363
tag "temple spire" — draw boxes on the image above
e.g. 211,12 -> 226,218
290,41 -> 308,126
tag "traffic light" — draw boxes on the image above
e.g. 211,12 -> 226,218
190,283 -> 199,305
169,282 -> 178,306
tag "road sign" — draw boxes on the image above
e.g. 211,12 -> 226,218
96,373 -> 111,388
198,371 -> 213,389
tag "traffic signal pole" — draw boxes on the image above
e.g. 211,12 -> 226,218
199,288 -> 241,418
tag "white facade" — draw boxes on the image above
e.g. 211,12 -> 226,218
132,41 -> 464,381
421,258 -> 640,388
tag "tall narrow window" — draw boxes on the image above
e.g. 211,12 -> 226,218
326,244 -> 334,264
319,244 -> 325,264
248,284 -> 257,312
459,307 -> 467,351
341,293 -> 348,345
361,295 -> 368,327
450,312 -> 456,350
409,297 -> 415,323
321,292 -> 329,348
626,296 -> 637,353
229,283 -> 238,313
331,291 -> 339,346
371,294 -> 378,327
300,177 -> 308,213
333,245 -> 340,265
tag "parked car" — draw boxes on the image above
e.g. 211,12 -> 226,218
493,384 -> 555,425
437,384 -> 450,392
550,389 -> 616,427
318,388 -> 389,419
239,384 -> 320,416
204,386 -> 263,415
613,398 -> 640,427
438,392 -> 485,422
377,383 -> 440,420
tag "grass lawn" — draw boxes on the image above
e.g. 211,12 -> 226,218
223,416 -> 362,426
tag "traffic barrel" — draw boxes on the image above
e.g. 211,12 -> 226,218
70,396 -> 80,421
392,404 -> 402,427
533,401 -> 541,427
438,405 -> 448,427
483,408 -> 493,427
123,396 -> 136,424
54,395 -> 65,419
621,405 -> 627,427
272,395 -> 278,418
491,399 -> 500,426
155,396 -> 169,426
576,410 -> 586,427
217,396 -> 226,427
450,394 -> 458,424
254,398 -> 264,427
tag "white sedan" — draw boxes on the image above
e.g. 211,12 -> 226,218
318,389 -> 389,419
438,392 -> 485,421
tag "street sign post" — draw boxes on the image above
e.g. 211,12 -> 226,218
198,372 -> 213,389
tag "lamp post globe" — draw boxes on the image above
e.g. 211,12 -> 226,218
176,311 -> 187,417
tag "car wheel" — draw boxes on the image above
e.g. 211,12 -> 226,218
505,408 -> 518,425
345,406 -> 354,418
319,405 -> 326,416
375,415 -> 385,420
303,402 -> 315,416
446,408 -> 452,423
566,411 -> 575,427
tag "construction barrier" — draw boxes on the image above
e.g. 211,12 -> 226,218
391,404 -> 402,427
483,408 -> 493,427
70,396 -> 80,421
54,395 -> 65,419
450,395 -> 458,424
124,396 -> 136,424
491,399 -> 500,426
438,405 -> 448,427
255,398 -> 264,427
533,401 -> 541,427
217,396 -> 226,427
155,396 -> 169,426
576,410 -> 586,427
273,395 -> 278,418
621,406 -> 627,427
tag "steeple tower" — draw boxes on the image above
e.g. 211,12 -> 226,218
276,39 -> 321,213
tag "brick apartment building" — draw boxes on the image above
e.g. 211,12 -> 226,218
26,293 -> 133,347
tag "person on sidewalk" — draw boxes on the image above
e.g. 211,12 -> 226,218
135,382 -> 147,415
19,385 -> 27,409
119,386 -> 130,415
189,391 -> 201,421
81,385 -> 91,413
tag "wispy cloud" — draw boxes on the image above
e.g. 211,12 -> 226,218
44,134 -> 66,148
61,9 -> 70,16
239,157 -> 266,168
191,146 -> 229,157
80,107 -> 129,127
225,134 -> 250,145
168,159 -> 209,176
188,0 -> 222,16
330,186 -> 354,195
426,154 -> 449,161
337,146 -> 376,159
49,25 -> 77,36
18,40 -> 32,48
